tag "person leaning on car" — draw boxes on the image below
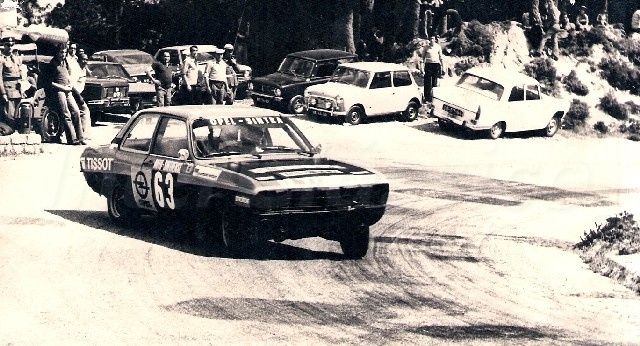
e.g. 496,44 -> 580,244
181,45 -> 201,104
0,37 -> 23,131
203,48 -> 228,105
420,35 -> 443,103
48,42 -> 85,145
66,42 -> 91,140
147,52 -> 174,107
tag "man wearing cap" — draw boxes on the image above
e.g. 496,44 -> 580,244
0,37 -> 23,130
204,48 -> 229,105
147,52 -> 174,107
222,43 -> 239,105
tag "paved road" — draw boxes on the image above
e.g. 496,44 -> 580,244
1,113 -> 640,344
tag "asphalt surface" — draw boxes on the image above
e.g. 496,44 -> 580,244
1,108 -> 640,344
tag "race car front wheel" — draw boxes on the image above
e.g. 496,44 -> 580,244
340,224 -> 370,259
107,183 -> 140,227
220,206 -> 266,258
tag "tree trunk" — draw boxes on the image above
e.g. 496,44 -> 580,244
334,0 -> 356,52
394,0 -> 420,43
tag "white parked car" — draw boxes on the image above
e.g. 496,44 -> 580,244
304,62 -> 423,125
432,67 -> 569,139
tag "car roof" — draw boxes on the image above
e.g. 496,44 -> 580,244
138,104 -> 285,121
464,67 -> 539,86
287,49 -> 358,61
339,61 -> 410,72
92,49 -> 151,56
157,45 -> 218,53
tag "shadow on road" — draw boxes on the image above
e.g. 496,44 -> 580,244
45,209 -> 344,261
410,324 -> 560,341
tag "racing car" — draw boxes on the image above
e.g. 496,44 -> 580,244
79,105 -> 389,258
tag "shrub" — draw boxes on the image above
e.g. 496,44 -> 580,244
453,56 -> 483,74
613,37 -> 640,67
599,91 -> 629,120
625,100 -> 640,115
619,119 -> 640,134
574,211 -> 640,255
563,98 -> 589,129
447,20 -> 495,59
594,121 -> 609,134
562,70 -> 589,96
598,57 -> 640,94
524,57 -> 559,95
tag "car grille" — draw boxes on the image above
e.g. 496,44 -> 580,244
256,185 -> 388,210
106,86 -> 128,98
307,96 -> 335,110
252,83 -> 275,96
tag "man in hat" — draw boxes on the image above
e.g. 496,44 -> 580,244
575,5 -> 589,31
0,36 -> 23,130
222,43 -> 239,105
203,47 -> 228,105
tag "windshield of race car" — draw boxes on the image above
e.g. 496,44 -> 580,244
191,116 -> 313,158
329,66 -> 371,88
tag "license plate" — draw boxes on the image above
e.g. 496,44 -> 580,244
257,97 -> 270,104
443,104 -> 463,117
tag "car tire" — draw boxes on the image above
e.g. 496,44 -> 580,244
340,224 -> 370,259
107,182 -> 140,227
402,101 -> 419,122
220,206 -> 262,257
437,118 -> 454,132
288,95 -> 305,115
38,107 -> 62,143
488,122 -> 505,139
345,106 -> 363,125
543,117 -> 559,137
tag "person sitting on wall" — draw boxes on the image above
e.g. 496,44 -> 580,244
575,5 -> 590,31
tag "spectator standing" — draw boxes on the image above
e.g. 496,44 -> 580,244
146,52 -> 174,107
575,5 -> 589,31
222,43 -> 239,105
181,45 -> 201,104
235,19 -> 249,65
204,48 -> 228,105
49,43 -> 84,145
66,42 -> 91,139
0,37 -> 23,131
368,27 -> 384,62
420,35 -> 443,103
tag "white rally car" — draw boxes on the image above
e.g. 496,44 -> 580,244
432,67 -> 569,139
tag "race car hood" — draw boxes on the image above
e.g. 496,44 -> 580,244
196,156 -> 388,192
252,72 -> 306,88
306,82 -> 355,99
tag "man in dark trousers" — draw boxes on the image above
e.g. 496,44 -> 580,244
147,51 -> 174,107
48,43 -> 84,145
0,37 -> 23,131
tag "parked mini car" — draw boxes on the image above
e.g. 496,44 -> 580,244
153,44 -> 252,96
84,61 -> 131,120
89,49 -> 157,112
79,105 -> 389,258
304,62 -> 422,125
248,49 -> 358,115
431,67 -> 568,139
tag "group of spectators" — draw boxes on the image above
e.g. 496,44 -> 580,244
0,38 -> 90,144
146,44 -> 241,108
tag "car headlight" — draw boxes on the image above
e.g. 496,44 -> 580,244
244,70 -> 251,78
309,97 -> 317,106
336,96 -> 344,106
247,82 -> 253,91
274,88 -> 282,97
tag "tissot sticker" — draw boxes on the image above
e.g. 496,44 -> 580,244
80,157 -> 114,171
193,166 -> 222,180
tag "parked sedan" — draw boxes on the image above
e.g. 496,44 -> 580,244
431,67 -> 569,139
304,62 -> 422,125
89,50 -> 156,112
79,105 -> 389,258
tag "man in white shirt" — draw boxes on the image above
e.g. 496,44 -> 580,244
66,43 -> 91,138
181,45 -> 201,104
204,48 -> 228,105
420,35 -> 443,102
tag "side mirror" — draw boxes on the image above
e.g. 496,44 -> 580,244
314,144 -> 322,155
178,148 -> 189,161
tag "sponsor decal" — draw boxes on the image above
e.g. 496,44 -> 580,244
80,157 -> 114,171
207,116 -> 283,126
250,164 -> 346,174
153,159 -> 183,173
184,163 -> 195,174
234,195 -> 251,206
134,171 -> 150,198
193,165 -> 222,180
278,169 -> 343,178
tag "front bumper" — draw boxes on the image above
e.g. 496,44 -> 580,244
306,105 -> 346,117
250,92 -> 284,106
86,97 -> 131,113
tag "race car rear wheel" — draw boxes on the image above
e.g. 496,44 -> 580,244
107,183 -> 140,227
340,224 -> 370,259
